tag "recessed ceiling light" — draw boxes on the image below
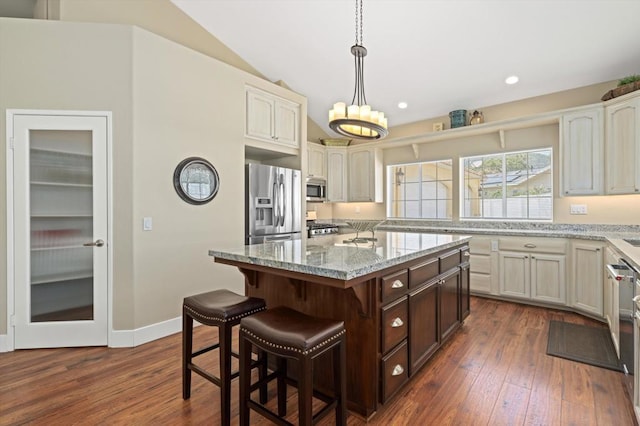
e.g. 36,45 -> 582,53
505,75 -> 519,85
398,102 -> 408,109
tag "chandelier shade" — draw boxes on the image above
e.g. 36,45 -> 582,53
328,0 -> 388,140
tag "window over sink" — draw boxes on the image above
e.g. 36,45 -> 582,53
461,148 -> 552,220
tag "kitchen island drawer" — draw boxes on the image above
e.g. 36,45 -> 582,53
381,269 -> 408,303
380,340 -> 408,403
440,248 -> 462,272
409,257 -> 439,288
381,296 -> 408,353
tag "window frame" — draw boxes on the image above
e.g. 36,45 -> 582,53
386,159 -> 453,220
459,147 -> 553,221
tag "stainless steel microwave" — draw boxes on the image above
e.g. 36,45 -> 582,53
306,177 -> 326,202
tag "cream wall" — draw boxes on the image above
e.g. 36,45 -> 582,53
130,28 -> 248,327
331,82 -> 640,225
0,18 -> 135,334
1,17 -> 307,337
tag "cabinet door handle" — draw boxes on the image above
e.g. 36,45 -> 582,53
391,364 -> 404,376
391,280 -> 404,289
524,243 -> 536,248
463,252 -> 470,257
391,318 -> 404,328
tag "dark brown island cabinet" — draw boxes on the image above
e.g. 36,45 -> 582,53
214,241 -> 470,419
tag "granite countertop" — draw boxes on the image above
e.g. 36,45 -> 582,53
327,219 -> 640,271
209,231 -> 471,281
367,220 -> 640,271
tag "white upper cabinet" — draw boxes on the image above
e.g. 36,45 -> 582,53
561,107 -> 604,195
348,146 -> 383,202
605,95 -> 640,194
245,86 -> 300,148
307,142 -> 326,178
326,147 -> 348,202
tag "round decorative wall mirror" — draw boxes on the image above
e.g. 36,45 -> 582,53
173,157 -> 220,205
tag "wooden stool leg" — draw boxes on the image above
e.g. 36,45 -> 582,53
239,334 -> 252,426
182,308 -> 193,400
335,338 -> 347,426
258,349 -> 268,404
277,357 -> 287,417
219,323 -> 232,426
298,355 -> 313,426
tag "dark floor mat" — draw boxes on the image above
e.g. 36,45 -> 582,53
546,320 -> 622,372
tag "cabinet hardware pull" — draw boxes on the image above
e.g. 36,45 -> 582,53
524,243 -> 536,248
391,318 -> 404,328
391,365 -> 404,376
463,252 -> 470,257
391,280 -> 404,289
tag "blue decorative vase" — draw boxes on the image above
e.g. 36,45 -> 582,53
449,109 -> 467,128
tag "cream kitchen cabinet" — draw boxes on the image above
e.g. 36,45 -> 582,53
606,94 -> 640,194
348,146 -> 383,202
307,142 -> 326,178
468,236 -> 496,295
326,147 -> 348,202
498,237 -> 567,305
604,245 -> 620,355
560,107 -> 604,196
569,240 -> 604,317
245,86 -> 300,148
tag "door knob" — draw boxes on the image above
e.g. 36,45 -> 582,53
83,239 -> 105,247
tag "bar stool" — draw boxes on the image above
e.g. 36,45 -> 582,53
182,289 -> 267,425
238,307 -> 347,426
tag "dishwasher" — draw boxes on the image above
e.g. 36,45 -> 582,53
607,258 -> 638,399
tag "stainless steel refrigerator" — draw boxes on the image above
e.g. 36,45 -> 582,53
245,163 -> 302,245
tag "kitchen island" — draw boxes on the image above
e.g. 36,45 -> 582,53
209,231 -> 471,418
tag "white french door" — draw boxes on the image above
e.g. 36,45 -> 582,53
9,112 -> 109,349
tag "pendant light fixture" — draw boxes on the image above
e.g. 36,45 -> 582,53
329,0 -> 388,140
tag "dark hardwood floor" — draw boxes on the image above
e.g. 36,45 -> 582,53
1,297 -> 636,425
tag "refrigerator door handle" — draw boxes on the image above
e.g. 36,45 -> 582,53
279,180 -> 286,226
273,181 -> 279,226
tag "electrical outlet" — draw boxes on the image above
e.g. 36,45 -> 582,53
355,206 -> 361,214
143,217 -> 153,230
491,240 -> 499,252
570,204 -> 588,215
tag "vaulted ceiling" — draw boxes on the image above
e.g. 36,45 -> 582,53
172,0 -> 640,136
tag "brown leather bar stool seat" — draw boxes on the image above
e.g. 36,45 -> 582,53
182,289 -> 267,425
239,307 -> 347,426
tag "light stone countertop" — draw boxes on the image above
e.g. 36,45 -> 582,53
367,221 -> 640,272
209,231 -> 471,281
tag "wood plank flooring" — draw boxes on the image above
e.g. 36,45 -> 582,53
1,297 -> 636,425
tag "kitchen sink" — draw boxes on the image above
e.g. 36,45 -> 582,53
623,239 -> 640,247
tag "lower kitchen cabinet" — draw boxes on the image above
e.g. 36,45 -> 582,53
461,257 -> 471,320
570,241 -> 604,317
408,278 -> 439,375
604,246 -> 620,355
469,236 -> 496,295
440,268 -> 461,341
498,237 -> 567,306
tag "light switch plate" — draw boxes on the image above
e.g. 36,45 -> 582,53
143,217 -> 153,230
570,204 -> 588,215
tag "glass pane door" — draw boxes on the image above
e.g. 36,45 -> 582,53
29,130 -> 94,322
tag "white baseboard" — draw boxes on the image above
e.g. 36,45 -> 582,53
110,315 -> 182,348
0,334 -> 9,352
1,316 -> 182,351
